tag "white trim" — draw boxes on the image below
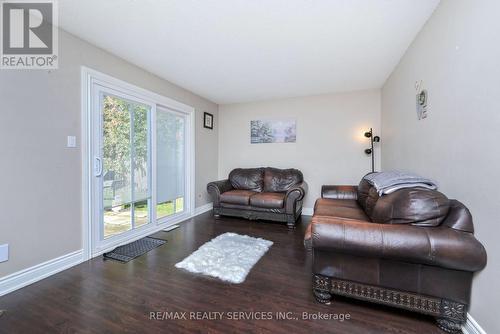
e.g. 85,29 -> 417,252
81,68 -> 92,261
151,103 -> 158,225
189,109 -> 196,219
0,250 -> 84,297
81,67 -> 195,114
194,202 -> 214,216
463,313 -> 487,334
302,207 -> 314,216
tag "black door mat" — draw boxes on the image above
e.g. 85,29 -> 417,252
103,237 -> 166,263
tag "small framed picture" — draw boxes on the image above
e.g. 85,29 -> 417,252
203,112 -> 214,129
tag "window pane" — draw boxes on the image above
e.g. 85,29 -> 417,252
156,200 -> 174,218
133,103 -> 150,202
104,205 -> 132,238
103,95 -> 132,208
157,108 -> 186,218
102,95 -> 132,238
134,200 -> 149,228
175,197 -> 184,213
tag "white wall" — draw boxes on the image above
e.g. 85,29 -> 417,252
0,29 -> 218,277
381,0 -> 499,332
219,90 -> 381,209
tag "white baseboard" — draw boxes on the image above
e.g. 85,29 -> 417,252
0,249 -> 84,297
463,313 -> 487,334
194,202 -> 213,216
0,203 -> 214,297
302,207 -> 313,216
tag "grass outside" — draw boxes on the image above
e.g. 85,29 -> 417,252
104,197 -> 184,238
156,197 -> 184,218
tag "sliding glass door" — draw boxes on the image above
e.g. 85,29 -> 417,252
87,69 -> 194,255
101,93 -> 151,238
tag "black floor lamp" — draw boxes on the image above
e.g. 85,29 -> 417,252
364,128 -> 380,173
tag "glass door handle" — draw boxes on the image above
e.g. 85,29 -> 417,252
94,157 -> 103,177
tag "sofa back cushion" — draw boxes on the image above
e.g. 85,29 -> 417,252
443,199 -> 474,233
370,187 -> 450,226
357,178 -> 379,217
263,167 -> 303,193
229,168 -> 264,192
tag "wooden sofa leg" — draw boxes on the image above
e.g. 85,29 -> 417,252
286,215 -> 296,229
436,318 -> 464,334
312,274 -> 332,304
435,300 -> 467,333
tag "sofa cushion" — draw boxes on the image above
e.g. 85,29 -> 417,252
364,187 -> 380,217
443,200 -> 474,233
371,188 -> 450,226
250,192 -> 285,209
322,185 -> 358,200
220,190 -> 258,205
309,216 -> 487,272
316,198 -> 360,209
314,198 -> 370,221
263,167 -> 303,192
357,178 -> 379,216
357,177 -> 372,209
229,168 -> 264,192
219,202 -> 286,213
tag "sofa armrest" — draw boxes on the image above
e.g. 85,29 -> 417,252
321,185 -> 358,200
311,216 -> 487,272
284,181 -> 308,213
285,181 -> 308,202
207,179 -> 233,206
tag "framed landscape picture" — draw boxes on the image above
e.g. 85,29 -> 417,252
203,112 -> 214,129
250,119 -> 296,144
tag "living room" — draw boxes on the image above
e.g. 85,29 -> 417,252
0,1 -> 497,333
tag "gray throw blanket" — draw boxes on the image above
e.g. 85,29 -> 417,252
363,171 -> 437,195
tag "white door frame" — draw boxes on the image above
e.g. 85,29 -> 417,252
81,66 -> 195,259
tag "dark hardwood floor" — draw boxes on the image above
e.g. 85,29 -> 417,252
0,212 -> 445,333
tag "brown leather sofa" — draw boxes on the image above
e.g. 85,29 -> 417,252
304,179 -> 487,333
207,167 -> 307,228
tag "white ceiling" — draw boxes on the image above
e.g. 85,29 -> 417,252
59,0 -> 440,104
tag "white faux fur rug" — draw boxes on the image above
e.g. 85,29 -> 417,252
175,232 -> 273,284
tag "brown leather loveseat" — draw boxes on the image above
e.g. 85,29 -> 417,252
304,178 -> 487,333
207,167 -> 307,228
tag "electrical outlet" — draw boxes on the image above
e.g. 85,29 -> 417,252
0,244 -> 8,263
